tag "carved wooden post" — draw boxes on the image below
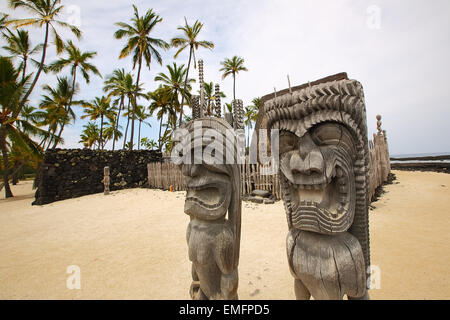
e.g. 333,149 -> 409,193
383,129 -> 391,173
233,99 -> 244,130
376,115 -> 390,181
215,84 -> 222,118
192,95 -> 200,120
198,59 -> 205,118
103,166 -> 110,195
260,78 -> 371,300
175,118 -> 242,300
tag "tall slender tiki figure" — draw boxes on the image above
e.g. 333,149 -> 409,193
174,59 -> 242,300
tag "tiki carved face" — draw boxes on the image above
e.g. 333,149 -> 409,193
279,122 -> 357,234
182,161 -> 232,221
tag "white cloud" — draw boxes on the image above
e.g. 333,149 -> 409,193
1,0 -> 449,154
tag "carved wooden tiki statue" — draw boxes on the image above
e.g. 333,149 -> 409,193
262,78 -> 371,299
176,118 -> 242,300
103,166 -> 110,195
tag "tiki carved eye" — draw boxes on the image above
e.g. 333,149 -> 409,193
279,131 -> 299,155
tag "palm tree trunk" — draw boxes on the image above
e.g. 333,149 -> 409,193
0,132 -> 13,198
233,72 -> 236,101
112,97 -> 123,151
158,116 -> 163,151
47,127 -> 58,151
20,22 -> 49,108
68,67 -> 77,109
12,162 -> 19,185
21,57 -> 27,84
138,120 -> 141,150
179,45 -> 193,127
247,124 -> 250,148
123,99 -> 131,149
11,162 -> 25,186
53,122 -> 66,149
173,88 -> 178,130
100,114 -> 104,150
40,125 -> 52,149
130,56 -> 143,150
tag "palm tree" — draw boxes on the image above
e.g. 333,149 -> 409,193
0,13 -> 10,35
148,86 -> 175,150
171,18 -> 214,126
134,105 -> 151,150
225,102 -> 233,113
250,97 -> 261,112
2,29 -> 42,82
154,62 -> 195,128
203,81 -> 226,116
7,0 -> 82,106
160,123 -> 174,154
38,106 -> 61,149
220,56 -> 248,100
244,106 -> 256,148
20,105 -> 46,125
244,97 -> 260,149
140,137 -> 157,150
39,76 -> 83,149
81,96 -> 116,150
79,122 -> 100,149
48,40 -> 101,109
118,76 -> 145,150
102,119 -> 122,149
0,57 -> 45,198
114,5 -> 169,150
103,68 -> 129,150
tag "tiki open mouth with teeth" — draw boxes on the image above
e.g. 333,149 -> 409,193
293,163 -> 354,229
183,165 -> 232,220
281,163 -> 356,234
279,128 -> 356,234
186,183 -> 226,210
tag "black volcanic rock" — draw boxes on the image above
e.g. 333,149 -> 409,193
33,149 -> 162,205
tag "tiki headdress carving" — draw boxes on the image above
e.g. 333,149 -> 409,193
175,117 -> 241,300
260,76 -> 371,299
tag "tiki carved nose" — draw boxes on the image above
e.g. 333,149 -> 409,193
182,164 -> 201,177
290,133 -> 324,175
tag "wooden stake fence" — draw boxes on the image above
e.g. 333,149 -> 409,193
147,134 -> 389,202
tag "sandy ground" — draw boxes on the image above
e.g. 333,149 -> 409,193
0,170 -> 449,300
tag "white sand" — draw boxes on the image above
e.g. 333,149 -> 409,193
0,170 -> 449,299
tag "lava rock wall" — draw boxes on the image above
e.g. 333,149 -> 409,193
33,149 -> 162,205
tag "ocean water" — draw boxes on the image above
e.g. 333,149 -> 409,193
390,160 -> 450,163
390,152 -> 450,158
389,152 -> 450,164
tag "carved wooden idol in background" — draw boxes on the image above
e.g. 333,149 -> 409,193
261,77 -> 371,300
103,166 -> 110,195
176,118 -> 242,300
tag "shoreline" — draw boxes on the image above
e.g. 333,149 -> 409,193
390,162 -> 450,174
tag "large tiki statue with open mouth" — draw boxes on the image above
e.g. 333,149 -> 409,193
176,118 -> 241,300
261,75 -> 371,299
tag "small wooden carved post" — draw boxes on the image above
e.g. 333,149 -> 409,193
103,166 -> 110,195
260,77 -> 371,300
175,118 -> 242,300
215,84 -> 222,118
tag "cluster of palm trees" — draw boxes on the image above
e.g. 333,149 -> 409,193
0,1 -> 259,199
0,0 -> 83,198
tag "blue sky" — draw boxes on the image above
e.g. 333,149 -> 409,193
1,0 -> 450,155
